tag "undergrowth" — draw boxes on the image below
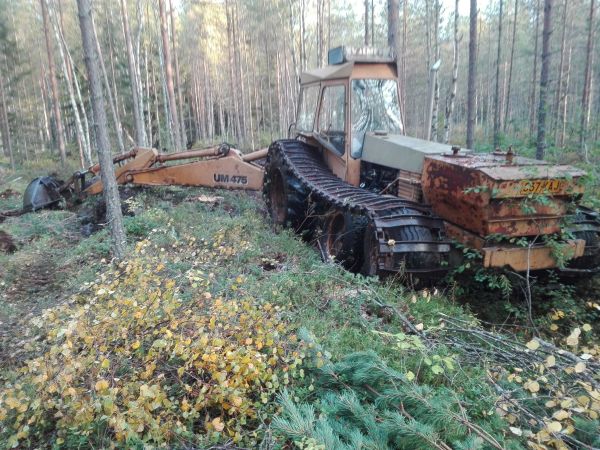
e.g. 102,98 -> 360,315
0,181 -> 598,449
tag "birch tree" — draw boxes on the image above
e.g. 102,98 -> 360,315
40,0 -> 66,165
120,0 -> 147,147
49,2 -> 92,167
579,0 -> 596,154
535,0 -> 552,160
444,0 -> 460,143
492,0 -> 504,147
159,0 -> 182,150
466,0 -> 478,149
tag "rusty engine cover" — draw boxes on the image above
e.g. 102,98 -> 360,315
421,152 -> 586,238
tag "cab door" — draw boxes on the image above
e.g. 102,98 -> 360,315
314,82 -> 349,182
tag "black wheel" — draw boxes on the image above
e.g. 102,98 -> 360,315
567,230 -> 600,270
565,210 -> 600,272
263,143 -> 309,232
319,211 -> 366,271
361,222 -> 438,278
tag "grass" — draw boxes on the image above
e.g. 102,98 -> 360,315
1,162 -> 599,448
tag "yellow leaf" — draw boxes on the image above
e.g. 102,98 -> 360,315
552,410 -> 570,421
509,426 -> 522,436
545,355 -> 556,368
415,323 -> 424,331
101,358 -> 110,369
546,421 -> 562,433
526,380 -> 540,393
95,379 -> 109,392
526,339 -> 540,351
550,324 -> 559,331
181,399 -> 190,412
574,362 -> 586,373
582,323 -> 592,332
131,340 -> 140,350
560,399 -> 572,408
577,395 -> 590,407
212,417 -> 225,432
566,328 -> 581,347
405,371 -> 415,382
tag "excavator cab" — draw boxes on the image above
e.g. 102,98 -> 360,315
293,46 -> 402,187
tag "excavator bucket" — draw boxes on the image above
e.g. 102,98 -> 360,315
22,176 -> 64,212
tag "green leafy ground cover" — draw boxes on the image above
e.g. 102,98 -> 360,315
0,159 -> 599,449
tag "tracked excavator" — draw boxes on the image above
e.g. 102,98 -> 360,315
4,46 -> 600,280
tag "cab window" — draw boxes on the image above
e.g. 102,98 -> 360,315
317,85 -> 346,154
296,85 -> 319,132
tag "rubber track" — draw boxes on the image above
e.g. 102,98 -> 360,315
271,139 -> 453,274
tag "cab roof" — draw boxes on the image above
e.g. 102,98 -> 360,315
300,62 -> 397,86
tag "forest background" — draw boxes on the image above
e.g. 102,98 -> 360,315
0,0 -> 599,171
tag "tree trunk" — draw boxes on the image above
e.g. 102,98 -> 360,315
49,5 -> 91,167
77,0 -> 126,259
493,0 -> 504,147
431,0 -> 441,141
444,0 -> 460,143
552,0 -> 568,145
579,0 -> 596,154
503,0 -> 518,132
120,0 -> 147,147
388,0 -> 401,106
401,0 -> 407,125
559,45 -> 572,147
92,16 -> 125,154
536,0 -> 552,160
466,0 -> 478,149
159,0 -> 182,150
169,0 -> 186,146
529,0 -> 541,135
364,0 -> 370,45
0,71 -> 13,169
317,0 -> 324,66
40,0 -> 66,166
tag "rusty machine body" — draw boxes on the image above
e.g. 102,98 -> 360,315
261,46 -> 600,278
5,46 -> 600,280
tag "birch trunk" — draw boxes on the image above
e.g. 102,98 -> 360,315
40,0 -> 66,165
503,0 -> 518,132
535,0 -> 552,160
444,0 -> 460,143
169,0 -> 186,146
493,0 -> 504,147
0,71 -> 13,169
579,0 -> 596,153
466,0 -> 478,149
159,0 -> 182,150
529,0 -> 540,135
92,16 -> 125,154
49,5 -> 92,167
551,0 -> 568,144
559,45 -> 572,147
120,0 -> 147,147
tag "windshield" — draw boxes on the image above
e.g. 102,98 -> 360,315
351,79 -> 403,157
